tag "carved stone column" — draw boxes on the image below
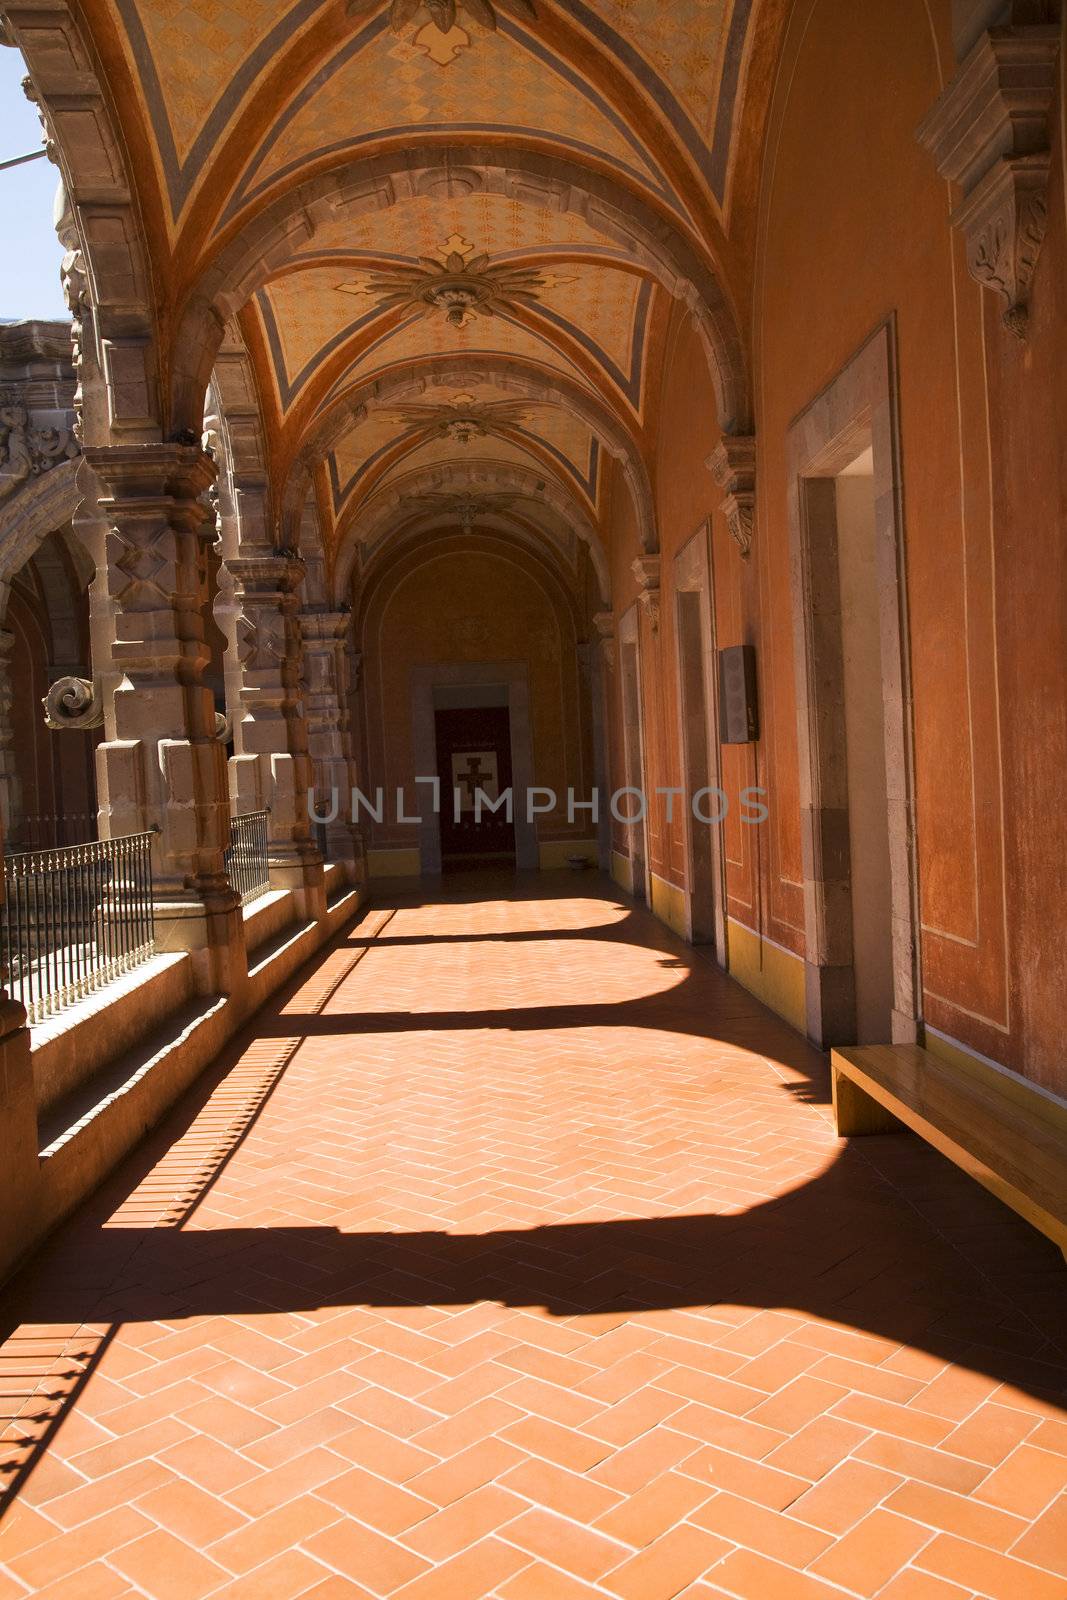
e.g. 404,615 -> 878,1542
299,610 -> 365,876
84,443 -> 243,990
917,25 -> 1060,337
226,548 -> 324,914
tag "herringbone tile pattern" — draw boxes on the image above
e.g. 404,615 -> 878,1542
1,878 -> 1066,1599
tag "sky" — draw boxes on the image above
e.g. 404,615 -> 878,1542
0,47 -> 70,321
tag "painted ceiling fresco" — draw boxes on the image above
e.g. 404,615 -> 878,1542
235,17 -> 672,210
255,248 -> 652,416
111,0 -> 754,221
88,0 -> 758,577
327,384 -> 599,520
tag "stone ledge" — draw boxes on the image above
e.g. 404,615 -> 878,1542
30,950 -> 194,1120
241,886 -> 298,956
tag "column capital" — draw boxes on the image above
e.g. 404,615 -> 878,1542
631,556 -> 661,634
917,25 -> 1060,337
227,549 -> 306,596
593,611 -> 616,672
298,610 -> 352,645
83,441 -> 217,502
708,434 -> 757,559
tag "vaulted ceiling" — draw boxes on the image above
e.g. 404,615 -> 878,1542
63,0 -> 776,595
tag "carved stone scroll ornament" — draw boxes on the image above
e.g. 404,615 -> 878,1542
631,556 -> 661,635
917,26 -> 1060,338
43,676 -> 104,731
707,435 -> 756,559
0,396 -> 78,501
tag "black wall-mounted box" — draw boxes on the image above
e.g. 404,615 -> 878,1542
718,645 -> 759,744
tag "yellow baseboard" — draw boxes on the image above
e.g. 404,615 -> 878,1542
539,840 -> 599,871
651,873 -> 688,940
611,850 -> 634,896
367,848 -> 422,879
728,919 -> 806,1034
924,1027 -> 1067,1135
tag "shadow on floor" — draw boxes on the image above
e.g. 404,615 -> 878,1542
2,879 -> 1066,1522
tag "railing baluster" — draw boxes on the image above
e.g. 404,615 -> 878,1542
224,809 -> 270,907
1,831 -> 156,1027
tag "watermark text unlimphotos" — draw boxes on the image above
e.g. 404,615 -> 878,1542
309,783 -> 769,828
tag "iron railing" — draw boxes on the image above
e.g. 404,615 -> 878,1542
2,832 -> 155,1025
226,809 -> 271,905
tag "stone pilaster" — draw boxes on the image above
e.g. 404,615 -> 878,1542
84,443 -> 243,990
225,548 -> 324,914
299,610 -> 365,874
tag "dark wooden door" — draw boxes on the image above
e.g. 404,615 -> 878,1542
435,706 -> 516,864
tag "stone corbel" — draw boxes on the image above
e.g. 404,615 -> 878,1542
631,556 -> 661,634
42,675 -> 104,731
593,611 -> 616,671
917,25 -> 1060,337
707,435 -> 756,559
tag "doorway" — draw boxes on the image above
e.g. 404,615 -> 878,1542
618,609 -> 648,904
835,447 -> 895,1041
786,322 -> 920,1048
434,704 -> 516,868
674,527 -> 727,963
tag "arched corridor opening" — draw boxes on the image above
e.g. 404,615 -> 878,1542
1,1 -> 1066,1593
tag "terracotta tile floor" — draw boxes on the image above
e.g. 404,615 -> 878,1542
2,876 -> 1067,1600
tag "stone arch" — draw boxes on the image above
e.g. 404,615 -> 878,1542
357,521 -> 587,649
0,459 -> 83,619
171,148 -> 750,436
3,11 -> 162,444
334,458 -> 611,609
283,353 -> 657,563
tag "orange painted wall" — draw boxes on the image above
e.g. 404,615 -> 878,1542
601,0 -> 1066,1090
751,0 -> 1066,1087
603,305 -> 781,948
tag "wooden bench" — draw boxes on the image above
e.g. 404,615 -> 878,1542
831,1044 -> 1067,1263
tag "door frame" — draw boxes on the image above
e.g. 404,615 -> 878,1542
786,320 -> 922,1047
673,523 -> 728,966
617,603 -> 650,903
411,662 -> 538,874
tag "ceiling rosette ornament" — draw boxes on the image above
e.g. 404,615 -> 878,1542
356,245 -> 552,330
403,489 -> 520,534
389,395 -> 531,444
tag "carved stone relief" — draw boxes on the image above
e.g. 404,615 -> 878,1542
708,435 -> 757,559
917,25 -> 1060,337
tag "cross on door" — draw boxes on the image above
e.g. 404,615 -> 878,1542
459,755 -> 488,803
